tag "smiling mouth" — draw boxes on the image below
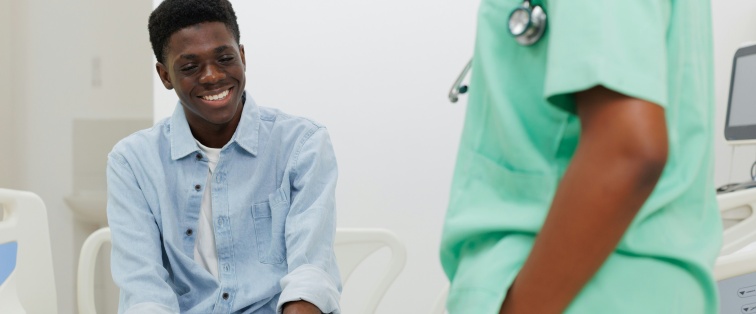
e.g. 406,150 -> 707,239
200,88 -> 232,101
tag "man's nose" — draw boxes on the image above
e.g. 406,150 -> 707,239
199,64 -> 226,85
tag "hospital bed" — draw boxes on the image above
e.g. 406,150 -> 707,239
716,188 -> 756,313
0,189 -> 57,314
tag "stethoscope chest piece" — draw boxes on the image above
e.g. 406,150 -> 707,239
447,1 -> 548,103
508,1 -> 547,46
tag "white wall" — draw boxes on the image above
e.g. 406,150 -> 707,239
243,2 -> 477,312
150,0 -> 756,313
4,1 -> 153,313
0,0 -> 15,189
10,1 -> 83,310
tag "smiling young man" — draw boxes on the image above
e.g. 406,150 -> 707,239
106,1 -> 341,313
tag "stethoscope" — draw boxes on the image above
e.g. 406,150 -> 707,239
448,0 -> 547,103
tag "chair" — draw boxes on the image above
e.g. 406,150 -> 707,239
333,228 -> 406,313
78,227 -> 407,314
0,189 -> 57,314
77,227 -> 112,314
429,283 -> 449,314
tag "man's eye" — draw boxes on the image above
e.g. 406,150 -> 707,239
180,65 -> 197,72
219,57 -> 234,63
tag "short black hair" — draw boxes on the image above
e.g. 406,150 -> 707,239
148,0 -> 240,64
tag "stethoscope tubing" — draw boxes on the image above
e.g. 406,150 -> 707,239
448,58 -> 473,103
448,0 -> 546,104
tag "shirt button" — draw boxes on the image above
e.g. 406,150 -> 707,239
223,264 -> 230,272
222,292 -> 229,300
194,184 -> 201,191
185,228 -> 193,236
215,173 -> 222,183
195,153 -> 202,160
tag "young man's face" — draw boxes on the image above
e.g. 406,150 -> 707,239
156,22 -> 246,128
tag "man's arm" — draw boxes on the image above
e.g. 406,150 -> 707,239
499,86 -> 668,314
277,127 -> 341,314
107,152 -> 180,314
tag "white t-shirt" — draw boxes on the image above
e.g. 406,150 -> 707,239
193,140 -> 221,279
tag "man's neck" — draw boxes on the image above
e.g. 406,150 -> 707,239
188,104 -> 244,149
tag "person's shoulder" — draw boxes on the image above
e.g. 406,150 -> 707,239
109,117 -> 169,161
258,106 -> 326,135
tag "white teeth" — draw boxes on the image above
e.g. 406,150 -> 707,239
201,89 -> 230,101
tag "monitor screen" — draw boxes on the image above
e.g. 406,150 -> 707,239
725,44 -> 756,142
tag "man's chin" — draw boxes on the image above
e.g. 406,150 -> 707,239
202,115 -> 235,126
206,109 -> 243,126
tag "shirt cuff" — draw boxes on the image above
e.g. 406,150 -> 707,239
277,264 -> 341,314
124,302 -> 178,314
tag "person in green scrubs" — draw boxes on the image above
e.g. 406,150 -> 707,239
440,0 -> 722,313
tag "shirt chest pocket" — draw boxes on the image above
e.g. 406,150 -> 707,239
251,190 -> 288,264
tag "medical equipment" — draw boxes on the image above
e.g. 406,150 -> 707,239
448,59 -> 471,103
724,44 -> 756,144
718,44 -> 756,193
716,43 -> 756,314
716,188 -> 756,313
716,249 -> 756,314
716,42 -> 756,244
509,0 -> 547,46
447,0 -> 547,103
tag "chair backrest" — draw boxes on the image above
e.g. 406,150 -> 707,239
334,228 -> 406,314
0,189 -> 57,314
429,283 -> 449,314
77,227 -> 112,314
78,227 -> 407,314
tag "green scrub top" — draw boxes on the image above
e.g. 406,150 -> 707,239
440,0 -> 722,313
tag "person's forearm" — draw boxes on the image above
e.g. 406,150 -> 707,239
282,301 -> 322,314
499,150 -> 664,313
500,86 -> 668,314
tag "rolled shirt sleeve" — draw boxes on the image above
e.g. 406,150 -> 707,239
276,128 -> 342,314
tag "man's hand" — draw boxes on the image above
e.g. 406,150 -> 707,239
282,301 -> 322,314
499,85 -> 668,313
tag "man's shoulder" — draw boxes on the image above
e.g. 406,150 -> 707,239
258,106 -> 324,128
257,106 -> 326,139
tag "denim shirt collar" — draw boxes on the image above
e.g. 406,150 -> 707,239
170,91 -> 260,160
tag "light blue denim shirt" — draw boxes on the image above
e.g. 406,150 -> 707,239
106,94 -> 341,314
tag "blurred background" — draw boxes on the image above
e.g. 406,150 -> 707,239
2,0 -> 756,313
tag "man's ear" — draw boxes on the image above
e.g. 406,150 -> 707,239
156,62 -> 174,90
239,44 -> 246,70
